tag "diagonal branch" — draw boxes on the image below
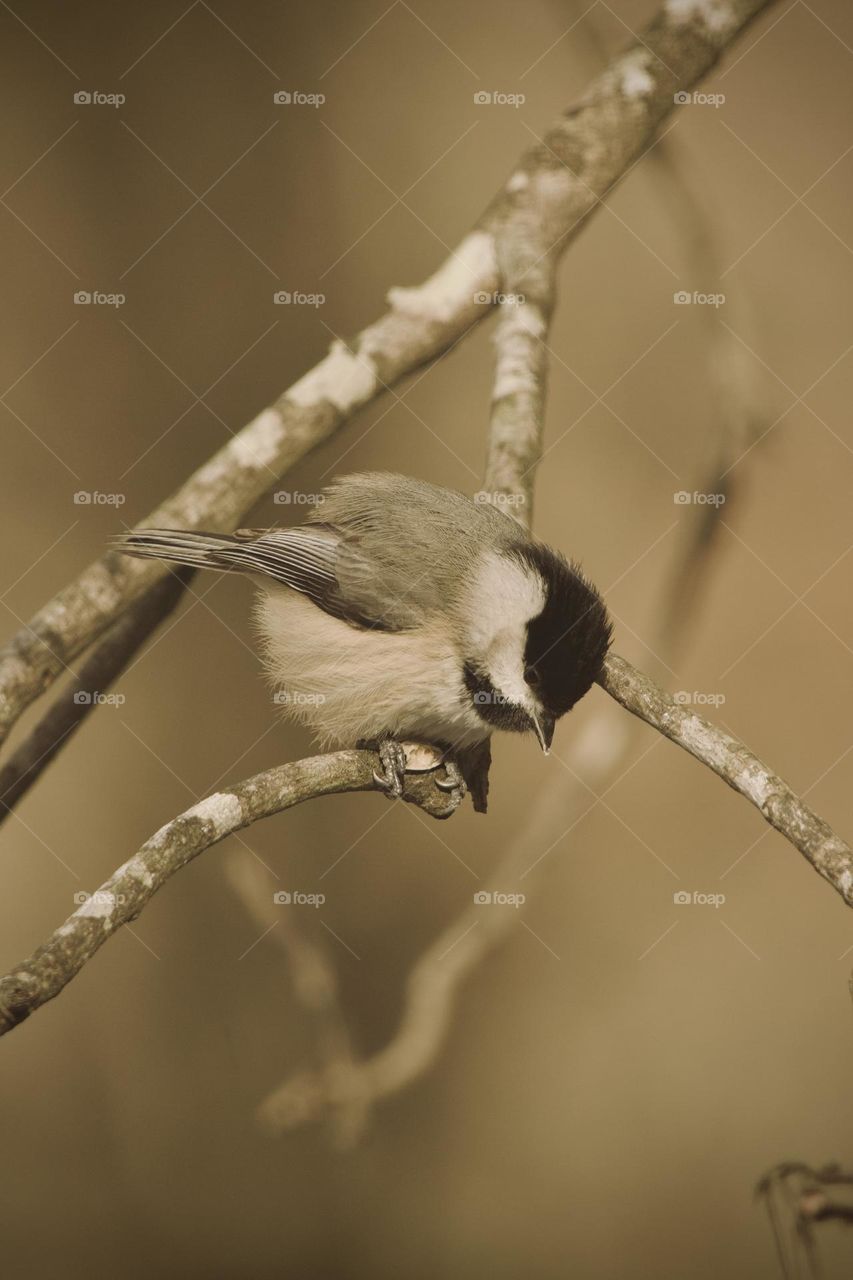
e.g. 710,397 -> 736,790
598,655 -> 853,906
0,570 -> 192,821
0,0 -> 776,748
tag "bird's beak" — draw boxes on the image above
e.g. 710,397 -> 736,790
531,709 -> 555,755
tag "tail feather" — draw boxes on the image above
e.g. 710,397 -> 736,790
110,529 -> 243,571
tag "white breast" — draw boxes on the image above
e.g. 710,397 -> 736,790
253,585 -> 488,750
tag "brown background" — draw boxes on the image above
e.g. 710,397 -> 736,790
2,1 -> 852,1276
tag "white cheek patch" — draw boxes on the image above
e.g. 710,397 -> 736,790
465,551 -> 545,706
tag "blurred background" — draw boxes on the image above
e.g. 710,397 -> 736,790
2,0 -> 852,1275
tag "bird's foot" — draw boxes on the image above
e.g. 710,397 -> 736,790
361,737 -> 408,799
435,756 -> 465,795
358,738 -> 468,813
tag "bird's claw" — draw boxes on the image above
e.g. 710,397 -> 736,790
435,758 -> 464,792
370,738 -> 408,800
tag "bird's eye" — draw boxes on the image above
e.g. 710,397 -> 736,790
525,666 -> 541,689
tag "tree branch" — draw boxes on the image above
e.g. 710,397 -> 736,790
0,751 -> 458,1035
598,655 -> 853,906
0,0 -> 775,748
0,570 -> 192,821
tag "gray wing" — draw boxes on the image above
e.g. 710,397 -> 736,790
114,473 -> 521,632
219,527 -> 394,630
304,471 -> 521,629
227,521 -> 430,631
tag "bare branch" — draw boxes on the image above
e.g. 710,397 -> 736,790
757,1163 -> 853,1278
482,264 -> 557,526
0,751 -> 458,1036
0,570 -> 192,821
0,0 -> 776,748
598,654 -> 853,906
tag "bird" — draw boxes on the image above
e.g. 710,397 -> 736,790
111,472 -> 612,812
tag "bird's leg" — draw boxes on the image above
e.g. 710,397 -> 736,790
359,736 -> 408,799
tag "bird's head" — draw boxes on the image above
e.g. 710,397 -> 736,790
462,542 -> 612,752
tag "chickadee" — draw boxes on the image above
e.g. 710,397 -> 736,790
112,472 -> 612,811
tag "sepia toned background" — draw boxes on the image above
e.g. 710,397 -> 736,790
2,1 -> 852,1275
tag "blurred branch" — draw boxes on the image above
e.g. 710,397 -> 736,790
757,1163 -> 853,1278
226,855 -> 370,1148
0,0 -> 775,749
0,570 -> 192,822
0,751 -> 459,1036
